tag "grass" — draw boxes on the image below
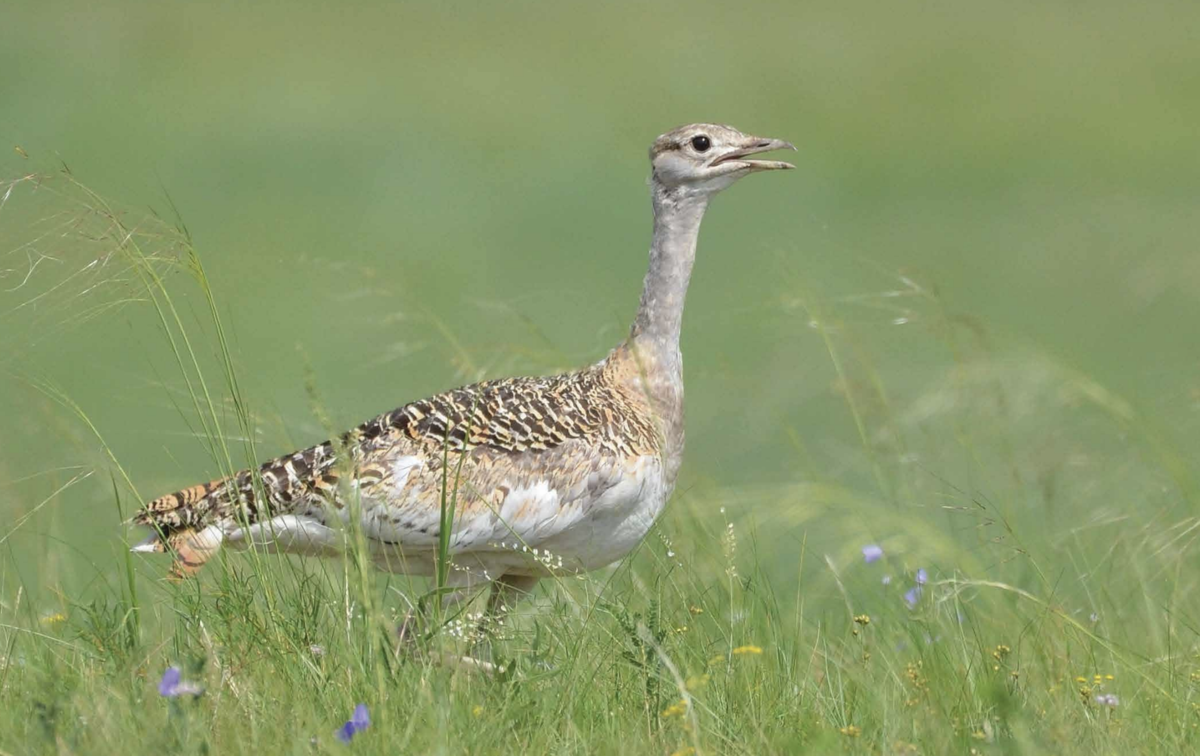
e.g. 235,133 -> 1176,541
1,165 -> 1199,756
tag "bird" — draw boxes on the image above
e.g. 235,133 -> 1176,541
132,123 -> 794,618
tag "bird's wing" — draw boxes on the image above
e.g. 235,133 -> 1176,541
134,365 -> 660,576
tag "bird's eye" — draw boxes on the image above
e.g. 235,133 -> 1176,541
690,135 -> 711,152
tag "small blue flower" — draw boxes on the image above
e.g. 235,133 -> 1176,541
158,666 -> 202,697
862,545 -> 883,564
915,568 -> 928,585
158,667 -> 180,697
904,586 -> 922,608
336,703 -> 370,743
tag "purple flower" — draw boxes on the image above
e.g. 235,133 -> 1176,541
862,545 -> 883,564
158,667 -> 180,696
158,666 -> 202,697
904,586 -> 922,608
1094,693 -> 1119,707
915,568 -> 928,585
336,703 -> 370,743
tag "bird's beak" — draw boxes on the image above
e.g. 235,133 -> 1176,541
711,136 -> 797,172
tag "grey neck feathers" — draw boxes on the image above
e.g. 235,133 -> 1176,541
629,183 -> 710,371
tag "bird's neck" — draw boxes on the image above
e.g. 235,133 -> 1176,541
628,185 -> 709,368
613,183 -> 705,482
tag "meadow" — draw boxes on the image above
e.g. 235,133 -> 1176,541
2,1 -> 1200,753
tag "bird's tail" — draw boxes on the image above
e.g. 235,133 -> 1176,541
131,523 -> 225,581
132,438 -> 343,578
132,477 -> 242,580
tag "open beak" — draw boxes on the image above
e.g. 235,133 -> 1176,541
711,136 -> 796,172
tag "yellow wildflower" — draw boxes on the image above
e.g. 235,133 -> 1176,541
732,645 -> 763,656
40,613 -> 67,627
669,748 -> 696,756
472,705 -> 484,717
839,725 -> 861,737
661,699 -> 688,719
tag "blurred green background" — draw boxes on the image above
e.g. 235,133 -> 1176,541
1,0 -> 1199,594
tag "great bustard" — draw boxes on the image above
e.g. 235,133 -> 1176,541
133,123 -> 794,614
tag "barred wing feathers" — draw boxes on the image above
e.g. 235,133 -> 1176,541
134,363 -> 661,577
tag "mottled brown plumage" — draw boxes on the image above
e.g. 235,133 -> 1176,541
137,346 -> 662,555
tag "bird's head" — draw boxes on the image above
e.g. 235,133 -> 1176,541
649,123 -> 795,197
